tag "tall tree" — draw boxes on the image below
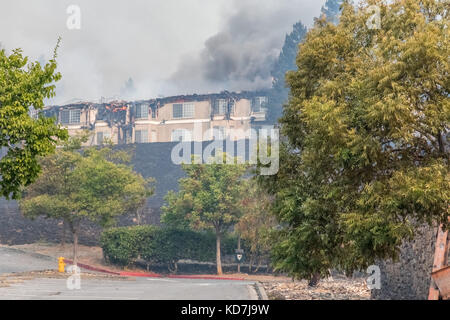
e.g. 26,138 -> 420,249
20,135 -> 154,265
320,0 -> 344,24
267,22 -> 307,124
261,0 -> 449,281
162,154 -> 247,275
267,1 -> 344,124
0,42 -> 68,199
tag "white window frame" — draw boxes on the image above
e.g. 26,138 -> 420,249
136,104 -> 149,119
97,132 -> 111,145
214,99 -> 227,115
252,97 -> 268,113
61,109 -> 81,125
135,129 -> 149,143
173,103 -> 195,119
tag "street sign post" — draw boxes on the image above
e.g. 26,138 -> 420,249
235,249 -> 245,264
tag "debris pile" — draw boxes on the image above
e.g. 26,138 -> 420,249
262,276 -> 370,300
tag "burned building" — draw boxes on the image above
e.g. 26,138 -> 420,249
42,91 -> 269,146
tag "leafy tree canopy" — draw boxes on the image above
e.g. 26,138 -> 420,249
162,153 -> 248,274
20,134 -> 154,264
0,43 -> 68,199
262,0 -> 449,280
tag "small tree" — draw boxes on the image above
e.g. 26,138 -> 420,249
0,42 -> 68,199
162,154 -> 247,275
19,135 -> 154,266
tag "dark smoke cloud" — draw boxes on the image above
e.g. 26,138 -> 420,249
0,0 -> 323,103
169,0 -> 323,94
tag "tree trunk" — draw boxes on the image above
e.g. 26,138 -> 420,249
168,261 -> 178,274
72,228 -> 79,267
249,255 -> 255,274
216,231 -> 223,275
61,220 -> 66,248
135,208 -> 143,225
254,257 -> 262,273
308,273 -> 320,287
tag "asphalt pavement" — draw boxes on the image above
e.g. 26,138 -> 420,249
0,246 -> 57,274
0,246 -> 258,300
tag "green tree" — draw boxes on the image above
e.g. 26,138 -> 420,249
19,135 -> 154,265
267,1 -> 344,124
268,22 -> 307,124
162,154 -> 247,275
0,43 -> 68,199
262,0 -> 449,282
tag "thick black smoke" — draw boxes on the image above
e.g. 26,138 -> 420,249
170,0 -> 322,94
0,0 -> 323,102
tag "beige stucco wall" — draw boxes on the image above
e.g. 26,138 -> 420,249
57,97 -> 262,145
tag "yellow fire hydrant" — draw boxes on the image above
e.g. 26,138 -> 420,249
58,257 -> 66,273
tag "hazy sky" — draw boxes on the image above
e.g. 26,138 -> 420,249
0,0 -> 325,104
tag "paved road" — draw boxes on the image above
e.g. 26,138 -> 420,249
0,246 -> 258,300
0,246 -> 57,274
0,277 -> 257,300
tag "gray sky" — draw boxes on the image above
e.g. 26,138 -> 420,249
0,0 -> 325,104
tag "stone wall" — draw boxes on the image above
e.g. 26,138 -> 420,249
371,224 -> 437,300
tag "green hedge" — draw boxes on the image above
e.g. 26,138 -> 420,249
100,226 -> 248,267
100,225 -> 157,266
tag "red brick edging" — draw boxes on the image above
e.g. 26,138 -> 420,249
63,259 -> 245,281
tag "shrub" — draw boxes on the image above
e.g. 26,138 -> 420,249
100,225 -> 156,266
100,226 -> 249,268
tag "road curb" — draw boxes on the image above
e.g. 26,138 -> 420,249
167,274 -> 245,281
63,259 -> 120,275
119,271 -> 162,278
63,259 -> 247,281
255,282 -> 269,300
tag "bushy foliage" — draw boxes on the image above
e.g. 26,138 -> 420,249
261,0 -> 450,280
101,226 -> 249,270
161,153 -> 248,274
20,133 -> 154,265
0,42 -> 68,199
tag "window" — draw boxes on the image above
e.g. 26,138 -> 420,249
152,108 -> 157,119
135,130 -> 148,143
97,132 -> 111,145
173,103 -> 195,119
213,99 -> 227,115
173,104 -> 183,119
61,109 -> 81,124
171,129 -> 192,142
135,104 -> 149,119
252,97 -> 268,113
